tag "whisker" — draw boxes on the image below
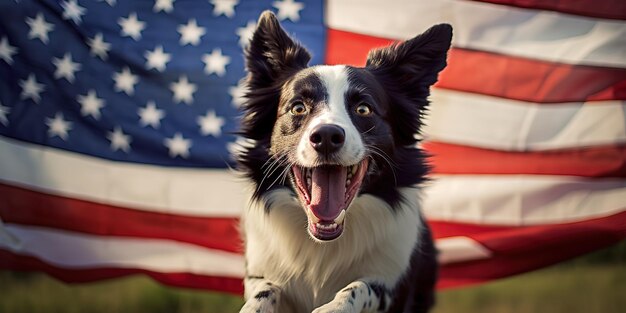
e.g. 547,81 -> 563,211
268,160 -> 293,191
365,145 -> 398,186
365,145 -> 398,168
263,154 -> 287,176
257,154 -> 288,194
261,153 -> 283,170
361,125 -> 375,134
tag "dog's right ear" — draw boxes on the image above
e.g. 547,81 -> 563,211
245,11 -> 311,89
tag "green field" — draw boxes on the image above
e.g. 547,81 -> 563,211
1,241 -> 624,313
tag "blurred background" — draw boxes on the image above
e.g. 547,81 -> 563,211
1,241 -> 625,312
1,0 -> 624,312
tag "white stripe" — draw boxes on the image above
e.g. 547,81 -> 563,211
2,137 -> 625,224
437,236 -> 492,264
422,175 -> 626,225
0,224 -> 245,278
0,224 -> 489,271
303,65 -> 365,166
0,136 -> 247,217
423,89 -> 626,151
327,0 -> 626,68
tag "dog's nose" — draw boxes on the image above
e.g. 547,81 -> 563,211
309,124 -> 345,154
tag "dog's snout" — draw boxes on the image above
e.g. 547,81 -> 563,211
310,124 -> 345,154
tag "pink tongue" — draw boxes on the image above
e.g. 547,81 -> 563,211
310,166 -> 347,221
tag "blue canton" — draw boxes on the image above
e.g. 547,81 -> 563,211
0,0 -> 325,168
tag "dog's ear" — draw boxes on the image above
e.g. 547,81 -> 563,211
245,11 -> 311,89
366,24 -> 452,93
366,24 -> 452,145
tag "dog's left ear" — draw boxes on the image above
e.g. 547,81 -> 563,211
366,23 -> 452,97
245,11 -> 311,89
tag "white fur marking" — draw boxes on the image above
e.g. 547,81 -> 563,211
243,188 -> 421,312
296,65 -> 364,167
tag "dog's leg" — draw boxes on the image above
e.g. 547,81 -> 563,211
239,276 -> 281,313
313,279 -> 391,313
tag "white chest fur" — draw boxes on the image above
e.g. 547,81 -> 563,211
242,187 -> 422,312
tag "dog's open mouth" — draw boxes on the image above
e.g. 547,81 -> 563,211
292,159 -> 368,241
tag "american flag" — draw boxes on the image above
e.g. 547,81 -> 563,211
0,0 -> 624,294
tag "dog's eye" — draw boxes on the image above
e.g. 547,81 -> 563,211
290,102 -> 307,116
355,103 -> 372,116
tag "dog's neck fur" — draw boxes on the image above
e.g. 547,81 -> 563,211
242,187 -> 422,311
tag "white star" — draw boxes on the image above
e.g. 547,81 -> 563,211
118,12 -> 145,41
52,53 -> 81,82
272,0 -> 304,21
26,13 -> 54,44
61,0 -> 86,24
145,45 -> 171,72
197,110 -> 225,137
0,102 -> 10,126
98,0 -> 116,5
19,74 -> 45,103
202,48 -> 230,76
0,37 -> 18,65
210,0 -> 238,18
177,19 -> 205,46
170,76 -> 196,104
154,0 -> 175,13
164,132 -> 191,158
113,66 -> 139,95
87,33 -> 110,60
138,101 -> 165,128
236,20 -> 256,47
77,89 -> 105,119
107,126 -> 132,152
228,78 -> 247,107
45,112 -> 72,140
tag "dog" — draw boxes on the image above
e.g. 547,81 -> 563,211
236,11 -> 452,313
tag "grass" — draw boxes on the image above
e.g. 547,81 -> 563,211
434,264 -> 626,313
0,272 -> 243,313
1,241 -> 624,313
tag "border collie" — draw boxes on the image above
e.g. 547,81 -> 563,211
236,11 -> 452,313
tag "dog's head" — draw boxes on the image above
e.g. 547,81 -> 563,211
237,11 -> 452,241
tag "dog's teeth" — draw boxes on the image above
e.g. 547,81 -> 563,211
351,165 -> 358,175
334,209 -> 346,224
346,179 -> 351,187
316,222 -> 338,231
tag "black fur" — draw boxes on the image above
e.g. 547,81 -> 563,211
237,11 -> 311,200
389,226 -> 439,312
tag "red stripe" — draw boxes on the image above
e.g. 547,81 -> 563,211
435,210 -> 626,288
0,249 -> 244,294
326,29 -> 395,66
439,48 -> 626,103
3,183 -> 625,292
429,211 -> 626,239
3,211 -> 624,292
326,29 -> 626,103
0,183 -> 242,253
423,142 -> 626,177
471,0 -> 626,20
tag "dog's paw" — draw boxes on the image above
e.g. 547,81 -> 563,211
311,301 -> 356,313
240,286 -> 280,313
